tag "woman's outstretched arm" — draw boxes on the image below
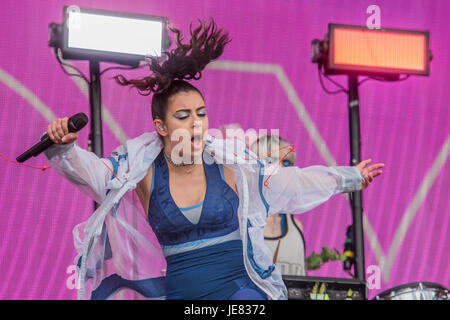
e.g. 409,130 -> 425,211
43,117 -> 113,204
261,160 -> 384,216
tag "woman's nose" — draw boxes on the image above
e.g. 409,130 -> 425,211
193,120 -> 202,129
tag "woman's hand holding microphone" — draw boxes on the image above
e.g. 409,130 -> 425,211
47,117 -> 79,144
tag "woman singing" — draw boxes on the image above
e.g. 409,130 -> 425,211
44,19 -> 384,300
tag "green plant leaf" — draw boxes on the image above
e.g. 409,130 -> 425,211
305,252 -> 322,270
334,248 -> 347,262
306,247 -> 347,270
321,246 -> 337,262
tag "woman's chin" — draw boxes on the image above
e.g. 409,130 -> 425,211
173,142 -> 204,163
191,144 -> 204,160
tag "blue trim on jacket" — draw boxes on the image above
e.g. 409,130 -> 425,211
246,220 -> 275,279
241,150 -> 275,279
107,153 -> 128,180
244,150 -> 269,215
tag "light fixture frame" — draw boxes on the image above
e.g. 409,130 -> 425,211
326,23 -> 431,77
61,5 -> 170,66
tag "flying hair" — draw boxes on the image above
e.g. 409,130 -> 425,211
113,18 -> 231,95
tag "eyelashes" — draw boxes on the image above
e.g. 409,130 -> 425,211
173,113 -> 188,119
173,111 -> 207,120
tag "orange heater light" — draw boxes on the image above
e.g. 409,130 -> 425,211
326,24 -> 431,76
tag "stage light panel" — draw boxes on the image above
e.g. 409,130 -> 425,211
62,6 -> 169,66
327,24 -> 430,76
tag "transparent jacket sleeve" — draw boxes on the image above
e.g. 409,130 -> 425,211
43,141 -> 112,204
262,165 -> 364,216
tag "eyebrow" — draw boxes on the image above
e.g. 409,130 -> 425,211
174,106 -> 206,113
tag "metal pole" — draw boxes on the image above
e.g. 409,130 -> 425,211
347,74 -> 366,283
88,59 -> 104,210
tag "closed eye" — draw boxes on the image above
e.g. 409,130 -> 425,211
173,112 -> 189,119
173,107 -> 206,120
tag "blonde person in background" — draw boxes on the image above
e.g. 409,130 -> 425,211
250,134 -> 307,276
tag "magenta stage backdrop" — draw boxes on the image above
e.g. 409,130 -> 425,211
0,0 -> 448,299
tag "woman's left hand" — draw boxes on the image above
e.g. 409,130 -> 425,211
355,159 -> 385,190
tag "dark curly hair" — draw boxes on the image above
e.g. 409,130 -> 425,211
113,18 -> 231,122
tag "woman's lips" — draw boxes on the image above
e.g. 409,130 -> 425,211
191,135 -> 202,148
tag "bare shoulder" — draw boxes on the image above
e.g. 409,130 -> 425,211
222,165 -> 238,194
138,163 -> 153,190
291,215 -> 304,233
222,165 -> 235,181
136,164 -> 153,218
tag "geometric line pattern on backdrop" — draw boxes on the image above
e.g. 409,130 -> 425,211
0,61 -> 129,146
364,136 -> 449,282
381,136 -> 449,282
0,68 -> 57,122
58,54 -> 129,145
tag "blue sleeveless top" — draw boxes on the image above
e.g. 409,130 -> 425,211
147,150 -> 251,299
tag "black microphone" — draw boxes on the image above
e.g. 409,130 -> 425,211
16,113 -> 88,163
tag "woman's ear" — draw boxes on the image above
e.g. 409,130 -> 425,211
154,119 -> 168,136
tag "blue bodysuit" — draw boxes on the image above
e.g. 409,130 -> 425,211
147,150 -> 267,300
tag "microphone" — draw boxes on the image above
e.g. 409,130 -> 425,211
16,113 -> 88,163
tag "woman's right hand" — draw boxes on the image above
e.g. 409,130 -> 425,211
47,117 -> 79,144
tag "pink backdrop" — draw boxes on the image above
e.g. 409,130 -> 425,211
0,0 -> 448,299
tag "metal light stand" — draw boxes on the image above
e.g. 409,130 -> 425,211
347,74 -> 366,288
87,59 -> 104,210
